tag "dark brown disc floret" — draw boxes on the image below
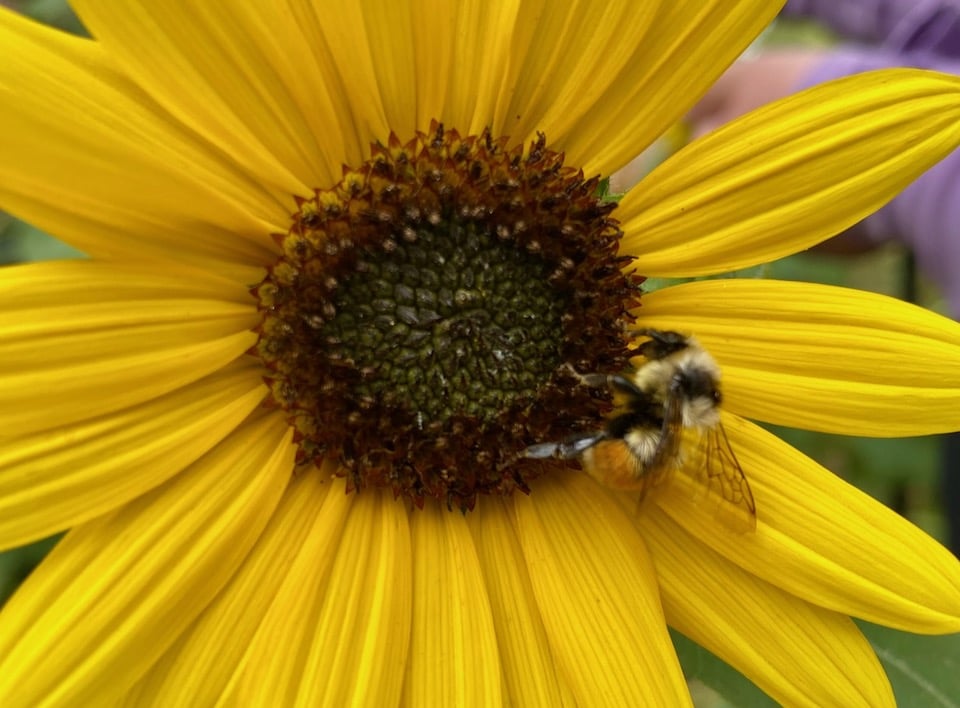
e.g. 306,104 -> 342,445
252,121 -> 641,510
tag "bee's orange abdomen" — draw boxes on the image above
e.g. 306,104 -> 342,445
582,440 -> 647,491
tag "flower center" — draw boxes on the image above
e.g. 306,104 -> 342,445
321,218 -> 565,423
252,122 -> 641,510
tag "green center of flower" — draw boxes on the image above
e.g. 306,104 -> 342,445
320,220 -> 566,423
252,122 -> 641,510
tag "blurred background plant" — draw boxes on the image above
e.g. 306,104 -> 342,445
2,2 -> 956,704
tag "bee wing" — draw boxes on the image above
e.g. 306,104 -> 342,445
684,420 -> 757,533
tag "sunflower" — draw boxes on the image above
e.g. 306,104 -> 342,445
2,1 -> 960,705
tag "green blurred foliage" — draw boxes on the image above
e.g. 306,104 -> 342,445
7,0 -> 82,34
0,213 -> 85,263
0,536 -> 59,609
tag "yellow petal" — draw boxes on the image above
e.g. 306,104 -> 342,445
408,0 -> 455,128
219,476 -> 353,704
225,480 -> 412,706
468,498 -> 570,706
71,0 -> 346,192
0,413 -> 293,706
297,488 -> 411,706
515,471 -> 692,706
491,0 -> 657,151
0,8 -> 285,265
638,502 -> 894,707
356,0 -> 419,140
0,360 -> 265,550
0,259 -> 255,309
0,261 -> 259,436
0,321 -> 253,436
444,0 -> 522,137
287,2 -> 390,149
565,0 -> 783,176
637,279 -> 960,436
356,0 -> 523,141
121,471 -> 331,707
404,504 -> 502,705
658,416 -> 960,634
619,69 -> 960,276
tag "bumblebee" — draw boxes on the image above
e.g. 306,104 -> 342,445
527,329 -> 756,531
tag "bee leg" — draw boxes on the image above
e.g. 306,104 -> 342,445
524,431 -> 607,459
580,374 -> 647,398
523,442 -> 566,459
578,372 -> 610,387
558,365 -> 645,398
577,372 -> 646,399
555,362 -> 599,388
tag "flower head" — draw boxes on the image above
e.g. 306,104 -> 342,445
2,1 -> 960,705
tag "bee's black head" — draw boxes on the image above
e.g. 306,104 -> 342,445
675,366 -> 720,404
